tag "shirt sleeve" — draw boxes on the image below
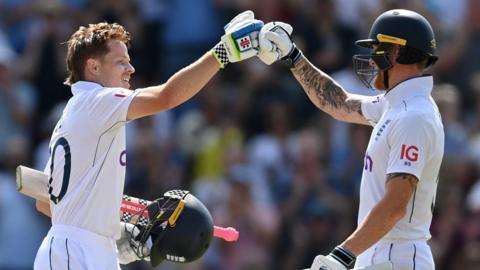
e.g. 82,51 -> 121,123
361,94 -> 386,126
385,113 -> 432,180
88,87 -> 138,132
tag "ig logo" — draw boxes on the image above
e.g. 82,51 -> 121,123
400,144 -> 418,162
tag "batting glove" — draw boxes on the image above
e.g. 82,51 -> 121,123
308,246 -> 356,270
117,222 -> 152,265
258,21 -> 303,67
212,10 -> 264,68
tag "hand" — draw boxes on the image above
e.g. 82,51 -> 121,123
308,246 -> 355,270
257,21 -> 302,67
212,10 -> 264,68
117,222 -> 152,265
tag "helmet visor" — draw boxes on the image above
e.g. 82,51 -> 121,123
352,54 -> 379,89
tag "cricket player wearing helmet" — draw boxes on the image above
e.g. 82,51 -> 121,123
33,10 -> 263,269
257,9 -> 443,270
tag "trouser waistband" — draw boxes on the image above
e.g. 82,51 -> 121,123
49,224 -> 116,249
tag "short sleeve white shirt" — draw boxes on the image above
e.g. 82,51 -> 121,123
359,76 -> 444,241
45,81 -> 137,239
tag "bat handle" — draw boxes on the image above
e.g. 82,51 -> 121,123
213,225 -> 239,242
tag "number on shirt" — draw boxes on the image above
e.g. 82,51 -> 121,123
48,137 -> 71,204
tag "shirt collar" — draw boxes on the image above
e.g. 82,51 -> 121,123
71,81 -> 104,95
383,75 -> 433,106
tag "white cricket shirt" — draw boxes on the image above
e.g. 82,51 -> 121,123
44,81 -> 137,239
359,76 -> 444,241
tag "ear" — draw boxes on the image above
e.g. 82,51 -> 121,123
390,45 -> 401,63
86,58 -> 100,76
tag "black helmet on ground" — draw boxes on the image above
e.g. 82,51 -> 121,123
129,190 -> 214,267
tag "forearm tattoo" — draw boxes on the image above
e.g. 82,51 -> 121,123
386,173 -> 418,189
292,58 -> 363,116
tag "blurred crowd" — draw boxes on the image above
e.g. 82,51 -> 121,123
0,0 -> 480,269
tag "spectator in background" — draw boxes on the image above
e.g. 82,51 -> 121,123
124,116 -> 182,200
430,82 -> 479,270
0,0 -> 36,53
161,0 -> 221,80
212,164 -> 280,270
328,124 -> 372,197
0,32 -> 36,160
431,84 -> 468,159
436,0 -> 480,110
19,2 -> 73,146
333,0 -> 382,31
294,0 -> 359,74
0,135 -> 49,270
132,0 -> 168,84
466,72 -> 480,133
247,100 -> 295,204
272,127 -> 348,270
466,72 -> 480,170
445,181 -> 480,270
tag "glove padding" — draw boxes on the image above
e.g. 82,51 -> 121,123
258,21 -> 294,65
117,222 -> 152,265
308,254 -> 348,270
214,10 -> 264,67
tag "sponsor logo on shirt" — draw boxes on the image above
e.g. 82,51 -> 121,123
364,153 -> 373,172
400,144 -> 418,165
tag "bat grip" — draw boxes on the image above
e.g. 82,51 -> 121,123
213,225 -> 239,242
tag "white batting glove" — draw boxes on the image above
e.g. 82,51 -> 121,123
212,10 -> 264,68
308,255 -> 347,270
258,21 -> 303,67
308,246 -> 355,270
117,222 -> 152,265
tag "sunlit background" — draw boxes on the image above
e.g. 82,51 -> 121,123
1,0 -> 480,269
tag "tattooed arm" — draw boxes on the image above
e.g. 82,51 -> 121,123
292,56 -> 371,125
340,173 -> 418,255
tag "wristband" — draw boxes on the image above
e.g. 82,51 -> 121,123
212,42 -> 229,69
329,246 -> 356,268
282,45 -> 303,68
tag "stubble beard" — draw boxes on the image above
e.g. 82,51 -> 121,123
374,70 -> 387,91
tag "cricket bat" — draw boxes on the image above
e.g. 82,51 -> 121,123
16,165 -> 239,242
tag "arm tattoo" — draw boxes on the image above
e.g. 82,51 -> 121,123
292,58 -> 363,116
386,173 -> 418,189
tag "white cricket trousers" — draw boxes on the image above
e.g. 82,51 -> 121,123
355,239 -> 434,270
34,224 -> 120,270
